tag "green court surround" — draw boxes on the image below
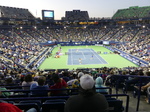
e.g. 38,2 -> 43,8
38,46 -> 138,70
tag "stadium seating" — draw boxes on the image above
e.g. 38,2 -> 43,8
0,6 -> 35,19
41,100 -> 66,112
0,4 -> 150,112
65,10 -> 89,21
15,103 -> 39,112
107,99 -> 124,112
0,94 -> 129,112
112,6 -> 150,19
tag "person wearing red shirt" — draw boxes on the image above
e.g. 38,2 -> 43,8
0,102 -> 22,112
50,73 -> 68,96
0,101 -> 37,112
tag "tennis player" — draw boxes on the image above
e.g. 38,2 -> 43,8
91,54 -> 94,59
79,58 -> 82,64
76,49 -> 79,52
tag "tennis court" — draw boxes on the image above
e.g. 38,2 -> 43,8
38,46 -> 138,70
67,48 -> 108,65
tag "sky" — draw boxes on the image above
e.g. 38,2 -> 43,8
0,0 -> 150,20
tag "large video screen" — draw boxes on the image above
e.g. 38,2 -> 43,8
103,41 -> 109,45
42,10 -> 54,20
44,11 -> 54,18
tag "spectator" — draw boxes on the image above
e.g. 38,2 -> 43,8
64,74 -> 108,112
135,71 -> 150,91
50,73 -> 68,96
22,74 -> 38,90
30,76 -> 49,96
0,101 -> 37,112
61,71 -> 70,82
0,87 -> 10,97
125,70 -> 144,91
67,72 -> 84,95
95,77 -> 108,93
0,102 -> 22,112
67,72 -> 84,88
4,77 -> 15,86
146,86 -> 150,103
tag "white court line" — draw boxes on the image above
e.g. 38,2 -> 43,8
90,49 -> 104,63
81,51 -> 86,59
69,48 -> 107,65
70,49 -> 73,65
74,59 -> 86,61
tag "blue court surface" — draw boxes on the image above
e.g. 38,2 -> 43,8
67,48 -> 108,65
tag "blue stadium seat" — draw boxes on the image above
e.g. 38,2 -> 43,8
15,103 -> 39,112
44,99 -> 66,103
41,101 -> 65,112
107,98 -> 124,112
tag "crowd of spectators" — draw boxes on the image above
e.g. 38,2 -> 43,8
0,26 -> 149,110
0,27 -> 149,70
0,4 -> 149,111
113,28 -> 150,63
0,29 -> 46,68
0,66 -> 150,109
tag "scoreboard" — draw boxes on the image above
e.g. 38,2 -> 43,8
42,10 -> 54,21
